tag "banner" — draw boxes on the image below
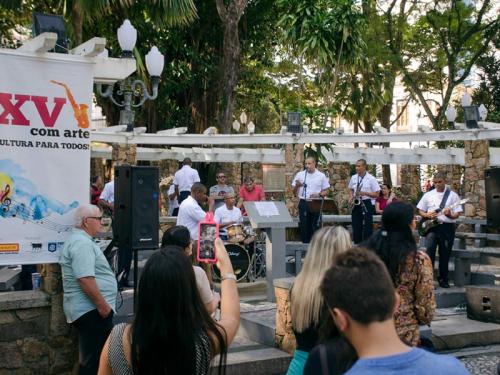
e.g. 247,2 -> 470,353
0,51 -> 93,265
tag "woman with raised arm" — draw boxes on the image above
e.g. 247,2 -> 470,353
98,239 -> 239,375
375,183 -> 397,214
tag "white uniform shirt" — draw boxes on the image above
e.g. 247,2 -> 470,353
417,187 -> 463,223
348,172 -> 380,205
173,165 -> 200,192
214,205 -> 243,236
292,169 -> 330,199
99,181 -> 114,203
176,195 -> 206,240
167,184 -> 179,215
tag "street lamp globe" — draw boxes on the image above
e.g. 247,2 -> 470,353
240,112 -> 247,125
232,120 -> 241,132
461,92 -> 472,107
117,19 -> 137,57
145,46 -> 164,77
478,104 -> 488,121
445,105 -> 457,126
247,121 -> 255,134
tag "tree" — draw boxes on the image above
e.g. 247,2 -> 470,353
387,0 -> 499,130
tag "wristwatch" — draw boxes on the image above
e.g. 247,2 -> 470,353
221,273 -> 237,281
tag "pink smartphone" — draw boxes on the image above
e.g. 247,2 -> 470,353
197,222 -> 219,263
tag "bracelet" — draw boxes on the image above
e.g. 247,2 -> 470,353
221,273 -> 237,281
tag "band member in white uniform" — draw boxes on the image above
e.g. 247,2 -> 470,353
173,158 -> 200,205
292,157 -> 330,243
348,159 -> 380,244
417,172 -> 462,288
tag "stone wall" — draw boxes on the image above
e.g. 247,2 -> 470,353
0,286 -> 77,374
274,278 -> 296,355
241,162 -> 263,186
328,162 -> 351,214
437,164 -> 463,196
400,165 -> 422,204
463,140 -> 489,219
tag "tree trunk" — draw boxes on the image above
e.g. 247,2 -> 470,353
216,0 -> 247,134
71,2 -> 84,46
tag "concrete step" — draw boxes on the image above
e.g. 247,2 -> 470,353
213,335 -> 291,375
432,312 -> 500,351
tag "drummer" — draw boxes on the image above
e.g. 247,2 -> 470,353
214,193 -> 243,241
292,157 -> 330,243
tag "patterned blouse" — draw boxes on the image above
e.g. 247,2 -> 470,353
394,251 -> 436,346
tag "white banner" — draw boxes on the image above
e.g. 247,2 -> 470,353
0,51 -> 93,265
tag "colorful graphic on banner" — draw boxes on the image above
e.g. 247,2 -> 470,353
0,52 -> 93,265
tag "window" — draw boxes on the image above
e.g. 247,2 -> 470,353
396,100 -> 408,130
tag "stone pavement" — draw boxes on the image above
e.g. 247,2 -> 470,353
460,352 -> 500,375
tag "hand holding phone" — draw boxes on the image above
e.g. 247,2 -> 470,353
197,222 -> 219,263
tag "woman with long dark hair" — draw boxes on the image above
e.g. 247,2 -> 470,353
98,240 -> 240,374
366,201 -> 435,346
161,225 -> 219,314
375,183 -> 397,214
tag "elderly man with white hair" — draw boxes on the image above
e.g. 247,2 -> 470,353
59,204 -> 117,375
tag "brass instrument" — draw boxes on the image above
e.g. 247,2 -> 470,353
351,180 -> 367,214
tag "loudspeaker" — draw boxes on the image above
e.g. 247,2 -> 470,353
466,285 -> 500,324
485,168 -> 500,227
114,165 -> 159,250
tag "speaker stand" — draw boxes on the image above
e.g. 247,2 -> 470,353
133,249 -> 138,314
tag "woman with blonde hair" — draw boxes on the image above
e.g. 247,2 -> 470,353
287,226 -> 352,375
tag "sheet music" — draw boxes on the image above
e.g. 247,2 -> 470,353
255,202 -> 280,217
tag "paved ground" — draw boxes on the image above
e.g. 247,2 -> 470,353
459,352 -> 500,374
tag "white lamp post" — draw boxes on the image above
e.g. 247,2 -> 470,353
96,20 -> 164,132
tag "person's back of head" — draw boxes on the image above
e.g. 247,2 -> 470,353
321,247 -> 395,326
366,201 -> 417,284
132,247 -> 227,374
161,225 -> 191,249
191,182 -> 206,194
183,157 -> 192,166
292,226 -> 351,332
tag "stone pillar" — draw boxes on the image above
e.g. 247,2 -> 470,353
328,162 -> 351,214
90,157 -> 106,182
111,143 -> 137,167
241,162 -> 263,186
400,165 -> 421,204
221,162 -> 243,189
437,164 -> 463,196
274,278 -> 296,354
284,144 -> 304,217
463,140 -> 489,219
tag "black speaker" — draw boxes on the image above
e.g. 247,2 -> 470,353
485,168 -> 500,227
114,165 -> 159,250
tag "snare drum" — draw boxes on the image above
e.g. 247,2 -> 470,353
243,225 -> 256,245
226,224 -> 245,243
213,243 -> 250,282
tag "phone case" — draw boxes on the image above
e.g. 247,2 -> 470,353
197,212 -> 219,264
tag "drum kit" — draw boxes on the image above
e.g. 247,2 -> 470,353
213,224 -> 266,283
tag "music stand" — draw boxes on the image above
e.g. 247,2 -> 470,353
307,198 -> 339,228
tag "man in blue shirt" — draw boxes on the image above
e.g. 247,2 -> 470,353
60,204 -> 117,375
304,247 -> 469,375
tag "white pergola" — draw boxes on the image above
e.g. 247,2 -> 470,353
90,123 -> 500,166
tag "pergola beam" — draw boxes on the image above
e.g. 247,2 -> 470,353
90,127 -> 500,145
90,144 -> 500,166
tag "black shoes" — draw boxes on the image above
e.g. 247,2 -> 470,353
438,279 -> 450,288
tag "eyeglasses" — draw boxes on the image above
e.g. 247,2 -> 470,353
87,216 -> 103,221
217,176 -> 226,179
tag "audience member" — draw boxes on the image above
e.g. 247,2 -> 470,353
210,171 -> 235,210
375,183 -> 397,214
98,240 -> 240,375
90,176 -> 103,205
60,204 -> 117,375
309,247 -> 468,375
174,158 -> 201,205
366,201 -> 435,346
98,179 -> 114,216
161,225 -> 219,314
214,193 -> 243,240
288,226 -> 352,375
237,176 -> 265,215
